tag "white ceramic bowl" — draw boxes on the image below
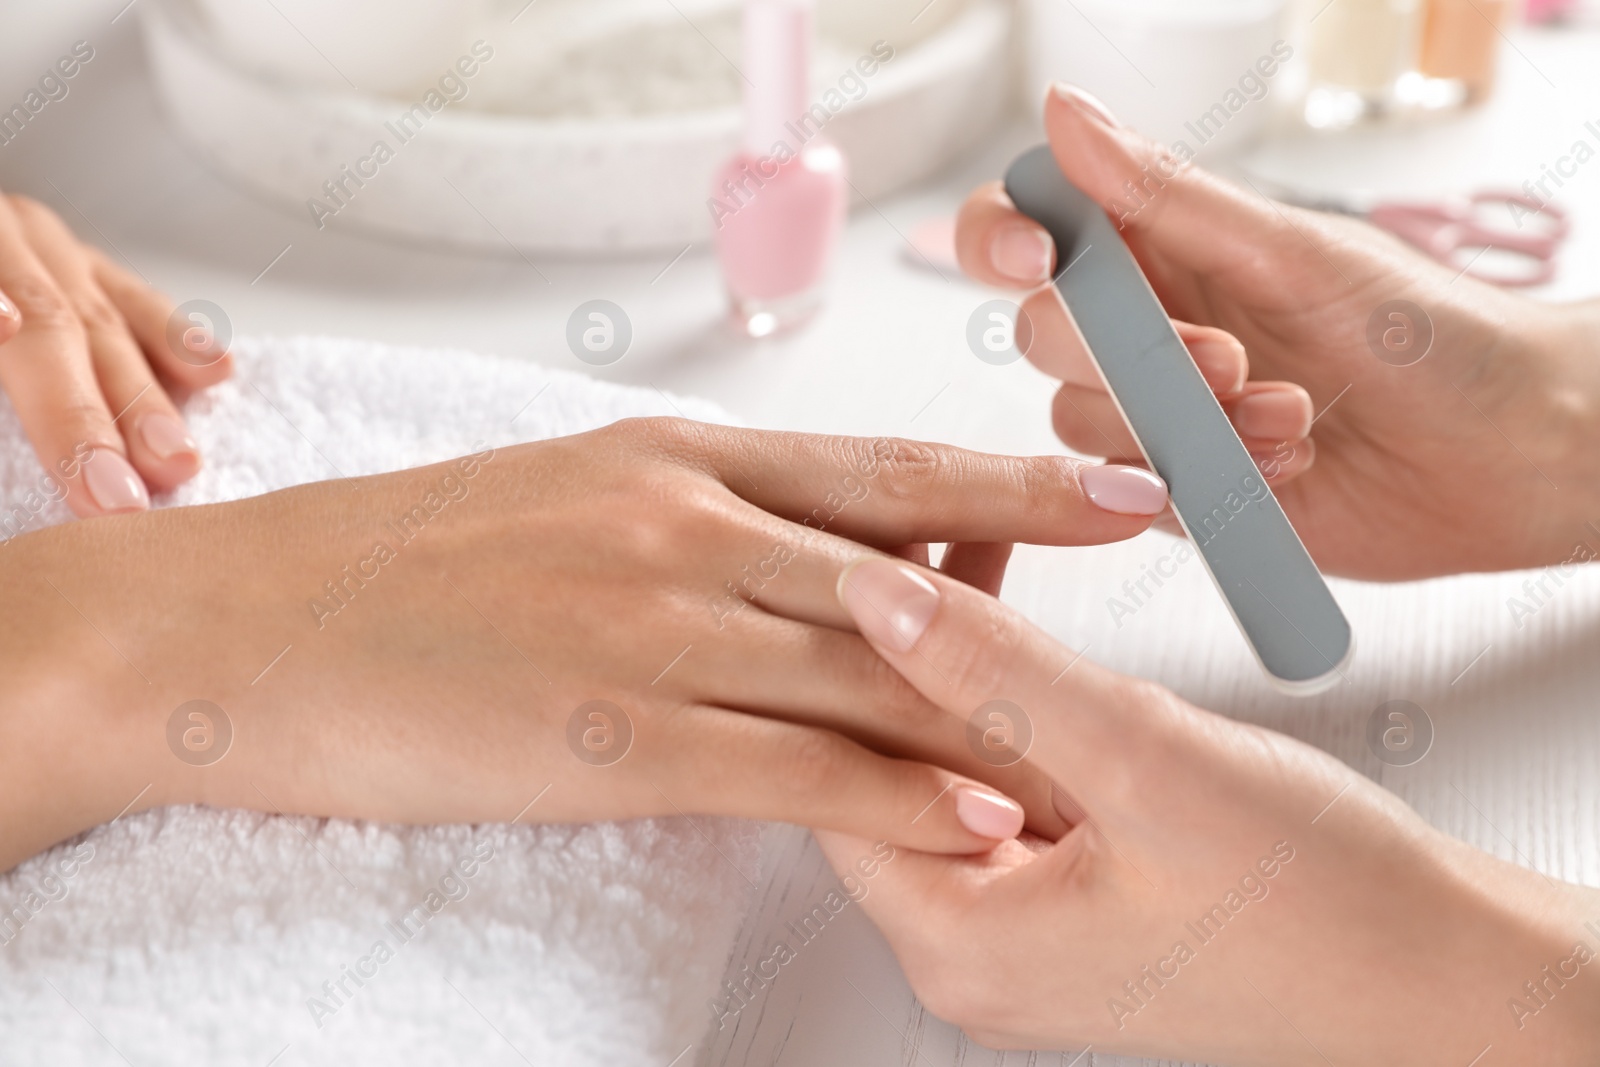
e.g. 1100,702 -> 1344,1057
141,0 -> 1013,253
1023,0 -> 1288,158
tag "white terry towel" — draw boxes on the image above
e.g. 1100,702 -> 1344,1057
0,336 -> 763,1066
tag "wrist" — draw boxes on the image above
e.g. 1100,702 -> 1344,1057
0,519 -> 175,871
1500,881 -> 1600,1066
1430,837 -> 1600,1067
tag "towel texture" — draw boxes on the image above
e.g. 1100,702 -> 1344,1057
0,336 -> 762,1066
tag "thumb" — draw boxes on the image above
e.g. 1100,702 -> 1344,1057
835,556 -> 1152,806
1042,83 -> 1315,292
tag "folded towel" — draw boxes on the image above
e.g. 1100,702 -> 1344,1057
0,335 -> 762,1066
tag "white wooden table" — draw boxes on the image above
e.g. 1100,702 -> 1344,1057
2,15 -> 1596,1067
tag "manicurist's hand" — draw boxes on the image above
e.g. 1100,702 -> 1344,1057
0,418 -> 1170,872
821,557 -> 1600,1066
0,191 -> 231,515
958,85 -> 1600,580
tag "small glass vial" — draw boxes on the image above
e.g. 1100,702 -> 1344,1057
1415,0 -> 1514,105
1301,0 -> 1424,128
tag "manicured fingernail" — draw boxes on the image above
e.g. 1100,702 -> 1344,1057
82,449 -> 150,513
1234,391 -> 1312,440
989,224 -> 1053,284
137,412 -> 200,462
955,788 -> 1025,840
837,558 -> 940,653
0,292 -> 15,319
1051,83 -> 1120,127
1080,464 -> 1167,516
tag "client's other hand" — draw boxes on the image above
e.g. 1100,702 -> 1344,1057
0,191 -> 231,515
820,558 -> 1600,1066
6,418 -> 1167,870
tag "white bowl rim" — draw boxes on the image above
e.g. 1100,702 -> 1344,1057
145,0 -> 1011,141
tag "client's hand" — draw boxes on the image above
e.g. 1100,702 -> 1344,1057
1,418 -> 1169,872
0,192 -> 231,516
821,557 -> 1600,1066
957,85 -> 1600,579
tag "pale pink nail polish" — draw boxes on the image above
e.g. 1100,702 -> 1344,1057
990,224 -> 1053,284
1050,83 -> 1121,128
955,788 -> 1025,840
137,412 -> 200,462
711,0 -> 847,338
837,558 -> 940,653
82,449 -> 150,513
0,292 -> 15,319
1081,464 -> 1167,516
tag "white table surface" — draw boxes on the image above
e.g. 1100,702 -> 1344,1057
4,15 -> 1598,1067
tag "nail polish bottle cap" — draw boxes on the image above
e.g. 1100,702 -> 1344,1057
742,0 -> 813,157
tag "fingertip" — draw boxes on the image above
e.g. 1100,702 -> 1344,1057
1231,384 -> 1314,442
1046,82 -> 1121,128
955,182 -> 1052,289
72,447 -> 151,517
166,343 -> 233,390
1252,436 -> 1316,484
1041,82 -> 1146,211
202,348 -> 234,382
129,410 -> 203,492
988,223 -> 1054,287
1177,322 -> 1249,396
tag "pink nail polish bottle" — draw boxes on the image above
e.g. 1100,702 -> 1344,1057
710,0 -> 847,338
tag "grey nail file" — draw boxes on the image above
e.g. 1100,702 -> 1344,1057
1004,145 -> 1352,694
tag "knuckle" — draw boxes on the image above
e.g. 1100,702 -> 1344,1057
1019,455 -> 1081,520
71,293 -> 125,336
1,273 -> 76,331
938,600 -> 1021,703
604,416 -> 715,469
50,400 -> 115,444
874,437 -> 946,504
8,195 -> 53,225
609,415 -> 694,450
1092,676 -> 1183,802
775,729 -> 850,799
863,651 -> 936,728
895,764 -> 955,830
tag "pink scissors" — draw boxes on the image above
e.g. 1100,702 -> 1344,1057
1267,185 -> 1570,288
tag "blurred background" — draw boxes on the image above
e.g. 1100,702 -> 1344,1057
0,0 -> 1596,454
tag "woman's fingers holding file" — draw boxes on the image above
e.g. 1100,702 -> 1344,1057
1050,380 -> 1315,461
1017,286 -> 1249,397
956,187 -> 1287,421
